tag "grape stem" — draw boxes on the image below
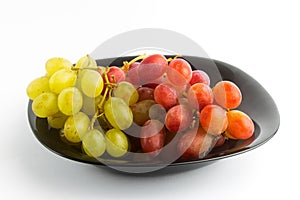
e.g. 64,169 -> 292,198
167,55 -> 182,63
89,110 -> 99,130
121,54 -> 147,72
89,68 -> 114,130
97,68 -> 112,112
86,55 -> 148,130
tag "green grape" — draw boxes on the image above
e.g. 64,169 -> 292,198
63,112 -> 90,143
113,81 -> 139,105
27,76 -> 50,100
80,69 -> 104,98
45,57 -> 73,77
81,94 -> 102,116
32,92 -> 59,118
104,97 -> 133,130
106,128 -> 128,157
58,87 -> 83,116
82,129 -> 106,157
75,69 -> 87,91
49,69 -> 77,94
75,54 -> 97,69
47,111 -> 68,129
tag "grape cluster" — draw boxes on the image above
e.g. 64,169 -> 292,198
27,54 -> 254,161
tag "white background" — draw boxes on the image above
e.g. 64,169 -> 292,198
0,0 -> 298,199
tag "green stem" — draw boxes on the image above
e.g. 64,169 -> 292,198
121,54 -> 147,72
167,55 -> 182,63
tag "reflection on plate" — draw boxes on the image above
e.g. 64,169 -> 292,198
27,56 -> 280,171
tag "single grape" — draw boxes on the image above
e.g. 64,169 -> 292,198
154,83 -> 178,110
200,104 -> 228,135
63,112 -> 90,143
81,94 -> 102,116
106,128 -> 129,157
27,76 -> 50,100
49,69 -> 77,94
104,97 -> 133,130
137,87 -> 154,101
213,81 -> 242,109
82,129 -> 106,157
177,127 -> 212,160
189,70 -> 210,86
32,92 -> 59,118
167,58 -> 192,86
47,111 -> 68,129
140,120 -> 166,157
45,57 -> 72,77
187,83 -> 213,110
113,81 -> 139,105
165,105 -> 193,133
58,87 -> 83,116
106,66 -> 125,84
81,69 -> 104,98
131,100 -> 155,126
138,54 -> 167,84
75,54 -> 97,69
225,110 -> 254,140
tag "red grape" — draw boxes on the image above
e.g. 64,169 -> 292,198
177,127 -> 212,160
138,54 -> 167,84
106,66 -> 125,84
165,105 -> 193,133
225,110 -> 254,140
187,83 -> 213,110
140,120 -> 166,157
213,81 -> 242,109
137,87 -> 154,101
189,70 -> 210,86
200,104 -> 228,135
154,83 -> 178,110
167,58 -> 192,86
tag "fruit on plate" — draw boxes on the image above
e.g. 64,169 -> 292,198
27,54 -> 254,161
213,80 -> 242,109
177,127 -> 214,160
200,104 -> 228,135
225,110 -> 254,140
140,120 -> 166,157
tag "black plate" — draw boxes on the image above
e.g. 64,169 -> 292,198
27,56 -> 280,172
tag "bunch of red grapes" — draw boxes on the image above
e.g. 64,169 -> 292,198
116,54 -> 255,160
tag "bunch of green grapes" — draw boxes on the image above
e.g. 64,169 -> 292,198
26,54 -> 142,159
